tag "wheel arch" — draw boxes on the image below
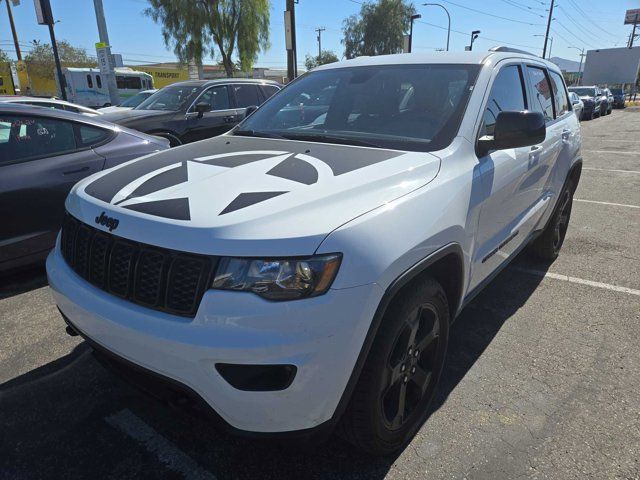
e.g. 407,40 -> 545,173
332,243 -> 465,424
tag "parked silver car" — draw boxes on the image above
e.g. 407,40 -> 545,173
0,103 -> 169,271
0,95 -> 102,116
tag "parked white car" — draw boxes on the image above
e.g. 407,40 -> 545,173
569,91 -> 584,120
0,96 -> 101,116
47,47 -> 582,455
97,89 -> 158,114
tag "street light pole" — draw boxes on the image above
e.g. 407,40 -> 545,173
423,3 -> 450,51
568,46 -> 585,85
409,14 -> 422,53
468,30 -> 480,51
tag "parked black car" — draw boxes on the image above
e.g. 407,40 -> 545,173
568,86 -> 605,120
0,104 -> 169,271
100,79 -> 282,147
610,88 -> 626,108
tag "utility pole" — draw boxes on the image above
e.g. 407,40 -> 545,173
93,0 -> 120,105
285,0 -> 298,81
569,46 -> 585,85
315,27 -> 325,59
542,0 -> 554,59
4,0 -> 22,60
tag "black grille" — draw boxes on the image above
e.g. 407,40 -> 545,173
60,213 -> 216,317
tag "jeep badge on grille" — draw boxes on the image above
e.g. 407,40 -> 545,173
95,212 -> 119,232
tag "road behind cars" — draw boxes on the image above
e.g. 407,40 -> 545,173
1,110 -> 639,480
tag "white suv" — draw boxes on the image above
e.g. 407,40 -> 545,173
47,47 -> 582,455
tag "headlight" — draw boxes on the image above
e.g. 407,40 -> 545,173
211,254 -> 342,300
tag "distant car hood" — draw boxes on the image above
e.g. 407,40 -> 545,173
99,109 -> 173,125
97,105 -> 133,114
66,135 -> 441,257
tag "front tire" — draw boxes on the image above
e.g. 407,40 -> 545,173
338,278 -> 449,455
529,179 -> 574,261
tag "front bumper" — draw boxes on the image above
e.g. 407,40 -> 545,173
47,244 -> 383,433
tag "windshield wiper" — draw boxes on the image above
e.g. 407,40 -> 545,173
233,129 -> 286,139
278,132 -> 384,149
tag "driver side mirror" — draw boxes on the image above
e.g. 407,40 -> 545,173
477,111 -> 546,157
245,105 -> 259,117
194,101 -> 211,118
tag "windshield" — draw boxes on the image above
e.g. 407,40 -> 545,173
610,88 -> 623,95
120,91 -> 153,108
236,64 -> 481,152
570,88 -> 596,97
135,85 -> 201,111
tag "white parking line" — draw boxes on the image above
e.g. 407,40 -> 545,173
583,167 -> 640,174
583,150 -> 639,155
574,199 -> 640,209
513,267 -> 640,296
106,409 -> 217,480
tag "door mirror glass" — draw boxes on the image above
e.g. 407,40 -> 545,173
477,110 -> 546,156
194,101 -> 211,117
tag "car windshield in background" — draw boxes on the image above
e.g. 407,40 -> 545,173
135,85 -> 200,111
236,64 -> 481,152
120,91 -> 153,108
571,88 -> 596,97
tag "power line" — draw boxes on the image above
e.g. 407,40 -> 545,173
498,0 -> 545,18
439,0 -> 544,26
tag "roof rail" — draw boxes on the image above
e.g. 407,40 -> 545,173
489,46 -> 537,57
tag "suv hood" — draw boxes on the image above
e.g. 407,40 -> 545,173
67,136 -> 441,256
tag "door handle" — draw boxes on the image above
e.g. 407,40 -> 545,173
63,166 -> 89,175
561,129 -> 571,141
528,145 -> 542,168
223,115 -> 236,123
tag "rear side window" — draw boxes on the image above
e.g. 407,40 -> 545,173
549,71 -> 570,117
0,115 -> 76,164
526,67 -> 554,122
480,65 -> 526,137
196,85 -> 231,111
260,85 -> 280,99
77,124 -> 111,147
233,84 -> 261,108
96,75 -> 102,89
87,75 -> 93,89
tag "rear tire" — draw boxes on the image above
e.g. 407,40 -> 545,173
338,278 -> 449,455
529,179 -> 574,261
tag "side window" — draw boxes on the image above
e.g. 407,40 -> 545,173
260,85 -> 280,99
233,84 -> 261,108
86,74 -> 93,89
526,66 -> 554,122
191,86 -> 231,112
127,77 -> 142,89
480,65 -> 526,137
116,76 -> 125,89
0,115 -> 76,163
96,75 -> 102,89
549,71 -> 570,117
77,124 -> 111,147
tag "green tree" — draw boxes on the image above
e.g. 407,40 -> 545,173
304,50 -> 339,70
342,0 -> 416,59
0,48 -> 11,64
24,40 -> 96,80
145,0 -> 271,77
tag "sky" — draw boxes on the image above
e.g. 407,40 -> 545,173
0,0 -> 637,70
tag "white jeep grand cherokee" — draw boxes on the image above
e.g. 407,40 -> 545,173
47,48 -> 581,455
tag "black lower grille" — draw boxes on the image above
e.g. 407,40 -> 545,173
60,213 -> 216,317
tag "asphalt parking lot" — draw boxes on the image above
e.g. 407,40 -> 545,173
1,109 -> 639,480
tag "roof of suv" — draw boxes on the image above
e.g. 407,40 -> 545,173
313,49 -> 560,72
170,78 -> 282,88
